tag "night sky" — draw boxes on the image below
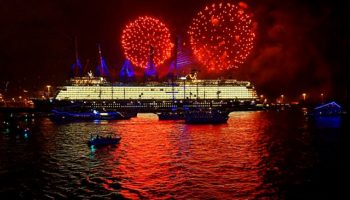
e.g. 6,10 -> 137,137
1,0 -> 349,100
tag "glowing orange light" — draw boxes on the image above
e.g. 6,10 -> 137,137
211,15 -> 220,26
302,93 -> 306,101
238,2 -> 249,9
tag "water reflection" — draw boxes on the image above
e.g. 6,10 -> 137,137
105,112 -> 274,199
312,116 -> 341,129
0,111 -> 347,199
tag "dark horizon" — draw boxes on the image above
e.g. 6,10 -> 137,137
1,0 -> 349,100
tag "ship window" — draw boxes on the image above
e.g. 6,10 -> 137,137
151,89 -> 155,91
160,89 -> 164,91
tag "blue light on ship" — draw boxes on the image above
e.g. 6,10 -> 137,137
120,59 -> 136,82
71,58 -> 83,77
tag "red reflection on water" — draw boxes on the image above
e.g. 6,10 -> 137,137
108,112 -> 272,199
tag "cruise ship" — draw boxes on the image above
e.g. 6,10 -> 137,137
33,71 -> 259,112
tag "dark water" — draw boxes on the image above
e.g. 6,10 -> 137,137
0,110 -> 348,199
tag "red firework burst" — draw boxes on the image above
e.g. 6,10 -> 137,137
188,2 -> 256,71
122,16 -> 173,68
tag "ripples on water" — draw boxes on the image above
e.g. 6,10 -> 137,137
0,111 -> 348,199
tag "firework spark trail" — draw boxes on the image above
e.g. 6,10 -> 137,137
122,16 -> 173,68
188,2 -> 256,71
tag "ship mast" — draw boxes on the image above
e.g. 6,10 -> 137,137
71,36 -> 82,77
144,45 -> 158,81
97,44 -> 103,73
96,43 -> 110,78
74,36 -> 79,66
174,36 -> 178,77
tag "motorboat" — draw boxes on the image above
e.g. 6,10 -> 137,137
87,134 -> 121,147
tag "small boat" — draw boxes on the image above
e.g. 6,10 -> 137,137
185,109 -> 229,124
87,134 -> 121,147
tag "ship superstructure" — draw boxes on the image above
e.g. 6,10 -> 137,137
41,71 -> 259,113
55,74 -> 257,102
